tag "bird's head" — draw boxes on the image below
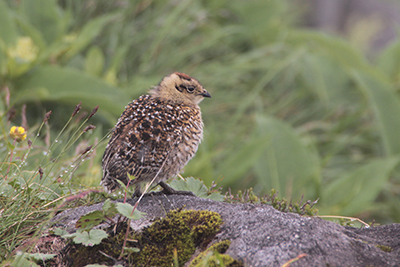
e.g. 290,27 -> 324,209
150,72 -> 211,106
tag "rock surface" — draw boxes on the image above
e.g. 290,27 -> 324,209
52,194 -> 400,267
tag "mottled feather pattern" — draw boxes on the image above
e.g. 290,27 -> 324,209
101,72 -> 210,196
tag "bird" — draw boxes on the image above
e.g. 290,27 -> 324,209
101,72 -> 211,197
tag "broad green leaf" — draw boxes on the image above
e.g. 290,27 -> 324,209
206,192 -> 225,202
20,0 -> 63,44
0,41 -> 5,76
85,46 -> 105,77
63,14 -> 117,60
52,227 -> 69,237
73,229 -> 108,247
323,157 -> 400,216
377,39 -> 400,78
116,203 -> 145,220
0,0 -> 18,45
170,177 -> 208,198
107,45 -> 129,75
230,48 -> 306,127
24,253 -> 57,261
289,30 -> 368,71
170,177 -> 224,201
11,254 -> 40,267
352,69 -> 400,155
60,232 -> 77,239
298,54 -> 350,105
15,65 -> 129,117
102,199 -> 118,218
217,134 -> 270,185
13,12 -> 47,51
75,210 -> 104,231
254,116 -> 320,198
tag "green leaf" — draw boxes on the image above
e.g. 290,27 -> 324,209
116,203 -> 145,220
73,229 -> 108,246
217,134 -> 270,185
351,69 -> 400,156
52,227 -> 69,237
102,199 -> 118,218
76,210 -> 104,231
289,30 -> 368,70
206,192 -> 225,202
63,14 -> 117,60
323,157 -> 400,215
11,254 -> 40,267
13,12 -> 48,51
85,46 -> 105,77
102,199 -> 113,211
254,116 -> 321,198
377,39 -> 400,77
20,0 -> 64,44
6,140 -> 15,150
298,54 -> 349,105
170,177 -> 208,198
15,65 -> 129,118
61,232 -> 77,239
127,173 -> 137,181
116,179 -> 128,190
170,177 -> 224,201
23,252 -> 57,261
0,0 -> 18,45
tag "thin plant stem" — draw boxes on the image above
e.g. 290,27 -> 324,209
5,139 -> 16,180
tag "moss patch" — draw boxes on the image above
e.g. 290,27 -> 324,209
189,240 -> 243,267
132,209 -> 223,266
63,209 -> 223,266
63,221 -> 131,266
375,244 -> 393,252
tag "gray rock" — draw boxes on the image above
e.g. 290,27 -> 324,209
52,194 -> 400,267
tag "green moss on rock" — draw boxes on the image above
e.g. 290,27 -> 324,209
189,240 -> 243,267
131,209 -> 223,266
375,244 -> 393,252
63,209 -> 223,266
64,222 -> 131,266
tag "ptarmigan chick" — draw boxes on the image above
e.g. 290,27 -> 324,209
101,72 -> 211,196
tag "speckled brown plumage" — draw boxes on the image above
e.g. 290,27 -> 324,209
101,72 -> 211,196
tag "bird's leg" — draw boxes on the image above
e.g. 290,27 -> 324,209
158,181 -> 195,196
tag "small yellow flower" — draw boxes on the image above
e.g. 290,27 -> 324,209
63,34 -> 77,43
10,126 -> 27,142
7,36 -> 38,63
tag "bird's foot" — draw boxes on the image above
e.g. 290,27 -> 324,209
131,181 -> 195,198
158,181 -> 196,196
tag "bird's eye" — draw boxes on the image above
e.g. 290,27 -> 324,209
176,84 -> 184,92
186,86 -> 195,93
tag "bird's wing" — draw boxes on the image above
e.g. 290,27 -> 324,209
102,96 -> 183,182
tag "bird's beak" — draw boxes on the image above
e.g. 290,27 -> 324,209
200,90 -> 211,98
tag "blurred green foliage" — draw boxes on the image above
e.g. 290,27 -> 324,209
1,0 -> 400,225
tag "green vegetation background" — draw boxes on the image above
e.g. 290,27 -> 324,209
2,0 -> 400,248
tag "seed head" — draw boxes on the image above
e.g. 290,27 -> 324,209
72,102 -> 82,117
43,111 -> 52,123
88,106 -> 99,119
